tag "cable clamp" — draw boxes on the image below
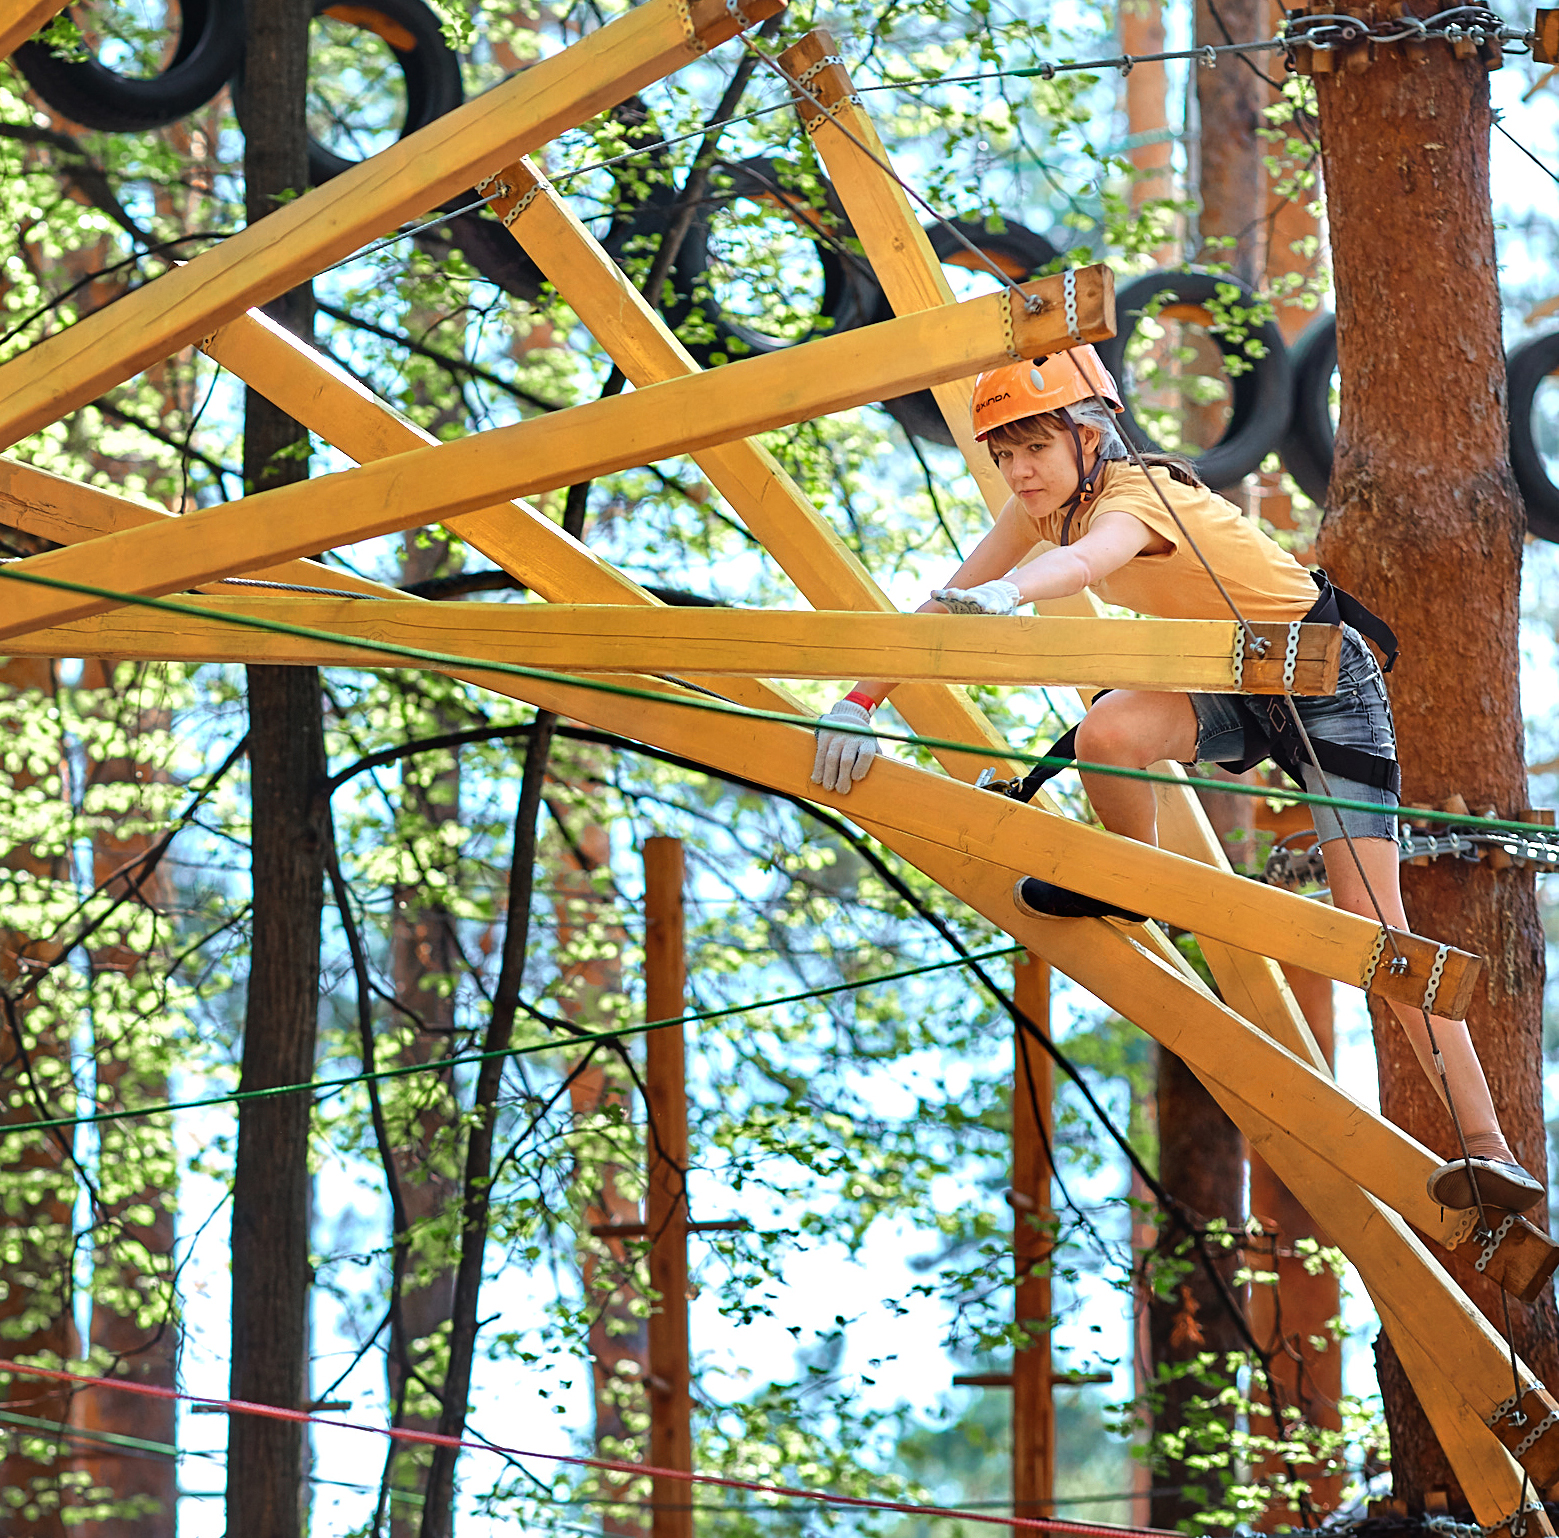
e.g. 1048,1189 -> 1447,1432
1421,943 -> 1450,1014
794,53 -> 844,88
1282,620 -> 1301,692
475,173 -> 512,201
1487,1385 -> 1536,1429
1063,267 -> 1082,345
1513,1405 -> 1559,1459
1200,43 -> 1219,65
500,182 -> 547,228
1360,929 -> 1387,991
1474,1212 -> 1518,1273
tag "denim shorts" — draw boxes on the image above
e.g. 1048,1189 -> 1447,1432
1189,625 -> 1400,844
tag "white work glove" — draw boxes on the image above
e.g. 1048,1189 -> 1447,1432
931,579 -> 1023,616
811,697 -> 878,794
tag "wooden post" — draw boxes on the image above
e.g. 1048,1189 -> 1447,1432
1011,954 -> 1055,1518
644,837 -> 692,1538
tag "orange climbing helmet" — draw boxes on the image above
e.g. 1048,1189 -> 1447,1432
970,346 -> 1124,441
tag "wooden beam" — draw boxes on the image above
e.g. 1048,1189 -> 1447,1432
7,599 -> 1471,1020
0,0 -> 784,450
644,837 -> 692,1538
0,0 -> 66,61
0,454 -> 798,718
1012,954 -> 1055,1519
0,268 -> 1114,641
777,30 -> 1013,516
848,825 -> 1559,1521
198,311 -> 644,609
5,598 -> 1340,694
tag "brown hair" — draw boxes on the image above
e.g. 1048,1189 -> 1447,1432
983,409 -> 1203,488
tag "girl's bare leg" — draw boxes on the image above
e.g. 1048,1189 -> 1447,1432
1074,692 -> 1200,845
1321,835 -> 1511,1157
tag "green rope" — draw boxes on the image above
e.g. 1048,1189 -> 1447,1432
0,942 -> 1023,1141
0,563 -> 1552,839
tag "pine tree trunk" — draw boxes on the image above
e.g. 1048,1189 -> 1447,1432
1193,0 -> 1264,280
76,658 -> 178,1538
1149,1048 -> 1247,1531
1311,27 -> 1558,1506
227,5 -> 324,1535
0,656 -> 79,1538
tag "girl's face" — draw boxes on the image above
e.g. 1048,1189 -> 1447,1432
990,425 -> 1101,517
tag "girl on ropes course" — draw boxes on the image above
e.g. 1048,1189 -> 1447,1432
810,345 -> 1541,1215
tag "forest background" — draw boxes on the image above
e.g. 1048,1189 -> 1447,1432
1,0 -> 1558,1535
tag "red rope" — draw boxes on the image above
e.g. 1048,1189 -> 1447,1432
1,1359 -> 1174,1537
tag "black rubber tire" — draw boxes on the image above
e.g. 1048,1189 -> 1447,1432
666,157 -> 882,367
1096,270 -> 1293,491
1506,331 -> 1559,544
301,0 -> 464,185
1279,313 -> 1337,507
13,0 -> 244,132
881,218 -> 1060,446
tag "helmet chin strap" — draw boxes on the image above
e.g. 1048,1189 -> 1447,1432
1056,406 -> 1106,548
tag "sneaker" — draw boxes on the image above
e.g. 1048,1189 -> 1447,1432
1426,1156 -> 1545,1213
1013,876 -> 1146,924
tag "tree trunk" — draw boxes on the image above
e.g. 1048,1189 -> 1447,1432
420,717 -> 557,1538
1148,1047 -> 1248,1532
76,657 -> 178,1538
227,6 -> 323,1536
552,804 -> 646,1535
384,531 -> 463,1538
0,656 -> 79,1538
1312,27 -> 1558,1507
1193,0 -> 1264,280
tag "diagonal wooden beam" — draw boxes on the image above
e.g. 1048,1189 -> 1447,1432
0,0 -> 67,61
0,455 -> 798,717
0,269 -> 1113,640
489,155 -> 1028,777
773,22 -> 1559,1300
0,0 -> 784,450
197,311 -> 640,608
0,598 -> 1341,694
776,31 -> 1015,516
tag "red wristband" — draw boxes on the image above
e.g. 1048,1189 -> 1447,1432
844,690 -> 878,712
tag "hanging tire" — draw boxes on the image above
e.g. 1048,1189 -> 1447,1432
1279,313 -> 1337,507
1096,270 -> 1292,491
13,0 -> 244,132
298,0 -> 464,184
1507,331 -> 1559,544
666,156 -> 882,367
881,217 -> 1060,446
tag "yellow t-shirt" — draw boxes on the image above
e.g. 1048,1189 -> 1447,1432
1033,461 -> 1318,623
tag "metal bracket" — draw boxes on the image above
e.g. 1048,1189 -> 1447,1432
1475,1212 -> 1519,1274
1359,929 -> 1387,991
1422,943 -> 1450,1014
1062,267 -> 1081,345
1282,620 -> 1302,692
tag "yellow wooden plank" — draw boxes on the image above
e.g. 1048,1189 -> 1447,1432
0,0 -> 782,451
0,455 -> 799,717
850,825 -> 1559,1519
200,309 -> 661,608
3,598 -> 1339,693
778,32 -> 1012,515
0,269 -> 1113,639
488,156 -> 1029,779
0,0 -> 67,60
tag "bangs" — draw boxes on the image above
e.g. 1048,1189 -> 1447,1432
983,412 -> 1067,452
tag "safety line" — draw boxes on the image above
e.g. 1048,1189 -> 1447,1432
0,942 -> 1022,1141
0,562 -> 1553,840
0,1361 -> 1176,1538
